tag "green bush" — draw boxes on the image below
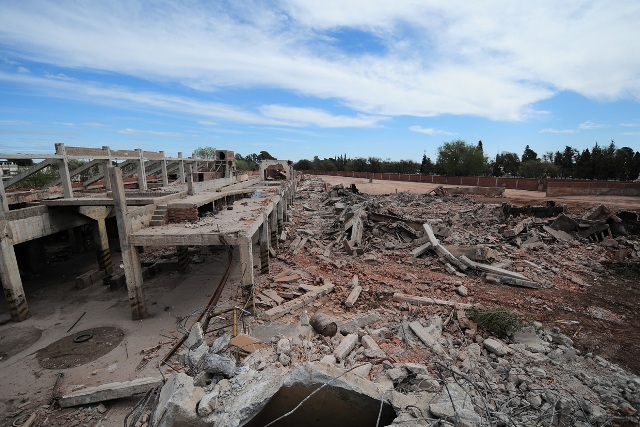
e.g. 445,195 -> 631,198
468,307 -> 525,338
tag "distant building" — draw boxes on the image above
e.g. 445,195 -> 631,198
0,161 -> 19,177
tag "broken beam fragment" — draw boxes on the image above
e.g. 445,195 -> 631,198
345,285 -> 363,308
423,223 -> 467,271
485,274 -> 540,289
58,377 -> 163,408
459,255 -> 530,281
263,283 -> 335,320
410,242 -> 432,258
392,292 -> 472,309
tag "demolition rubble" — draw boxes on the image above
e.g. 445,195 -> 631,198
14,175 -> 640,426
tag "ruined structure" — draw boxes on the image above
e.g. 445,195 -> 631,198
0,144 -> 293,321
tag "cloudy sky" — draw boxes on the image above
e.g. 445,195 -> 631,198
1,0 -> 639,162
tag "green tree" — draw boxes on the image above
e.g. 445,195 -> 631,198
420,153 -> 434,174
319,159 -> 337,171
492,152 -> 520,176
436,139 -> 488,176
293,159 -> 312,170
193,146 -> 217,158
522,145 -> 538,162
257,151 -> 276,161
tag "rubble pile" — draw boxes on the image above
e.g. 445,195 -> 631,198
147,176 -> 639,426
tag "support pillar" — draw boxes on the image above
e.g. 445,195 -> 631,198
79,206 -> 114,276
269,209 -> 278,249
54,143 -> 74,198
187,164 -> 194,196
176,245 -> 190,273
0,226 -> 30,321
178,152 -> 185,183
0,176 -> 8,216
109,167 -> 148,320
277,199 -> 284,234
136,149 -> 147,190
102,146 -> 112,191
160,151 -> 169,186
259,214 -> 269,274
239,235 -> 255,313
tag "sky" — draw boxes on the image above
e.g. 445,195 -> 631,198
1,0 -> 639,163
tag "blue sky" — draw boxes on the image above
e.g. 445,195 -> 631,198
1,0 -> 639,162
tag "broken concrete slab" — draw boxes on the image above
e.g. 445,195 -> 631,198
429,382 -> 481,426
334,333 -> 358,361
154,373 -> 206,427
344,285 -> 363,308
483,338 -> 510,356
361,335 -> 386,359
263,282 -> 334,320
408,320 -> 446,356
543,225 -> 575,242
58,376 -> 163,408
393,292 -> 473,309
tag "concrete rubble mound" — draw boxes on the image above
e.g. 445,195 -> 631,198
146,176 -> 639,427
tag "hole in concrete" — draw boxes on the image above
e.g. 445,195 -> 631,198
243,385 -> 396,427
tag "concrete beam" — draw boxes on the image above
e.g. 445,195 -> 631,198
135,149 -> 147,191
109,167 -> 148,320
58,377 -> 163,408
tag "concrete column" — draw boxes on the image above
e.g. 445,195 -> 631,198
282,188 -> 289,222
136,149 -> 147,191
0,227 -> 29,321
102,146 -> 112,191
160,151 -> 169,186
259,214 -> 269,274
0,176 -> 8,218
277,198 -> 284,234
54,143 -> 74,199
176,245 -> 190,273
178,152 -> 185,183
93,219 -> 112,275
109,166 -> 148,320
239,235 -> 254,287
269,209 -> 278,249
79,206 -> 113,275
239,235 -> 255,314
187,164 -> 194,196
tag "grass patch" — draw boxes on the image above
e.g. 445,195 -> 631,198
469,307 -> 525,338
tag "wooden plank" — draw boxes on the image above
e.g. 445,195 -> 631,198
58,377 -> 163,408
392,292 -> 473,309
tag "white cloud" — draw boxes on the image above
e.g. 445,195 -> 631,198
0,1 -> 639,121
83,122 -> 106,127
578,120 -> 605,129
198,121 -> 218,126
17,66 -> 30,74
259,105 -> 384,128
409,125 -> 454,136
0,119 -> 31,125
620,122 -> 640,127
540,128 -> 577,134
117,128 -> 183,137
44,72 -> 75,81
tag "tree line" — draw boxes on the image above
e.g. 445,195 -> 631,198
293,140 -> 640,181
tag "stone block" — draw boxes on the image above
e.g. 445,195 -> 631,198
154,373 -> 206,427
333,333 -> 358,361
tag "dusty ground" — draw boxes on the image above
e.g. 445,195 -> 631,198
1,175 -> 638,426
314,175 -> 640,375
0,242 -> 249,426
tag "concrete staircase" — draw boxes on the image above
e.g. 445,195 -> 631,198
150,205 -> 167,227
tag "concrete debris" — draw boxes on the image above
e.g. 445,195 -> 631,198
117,176 -> 640,426
58,377 -> 163,408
